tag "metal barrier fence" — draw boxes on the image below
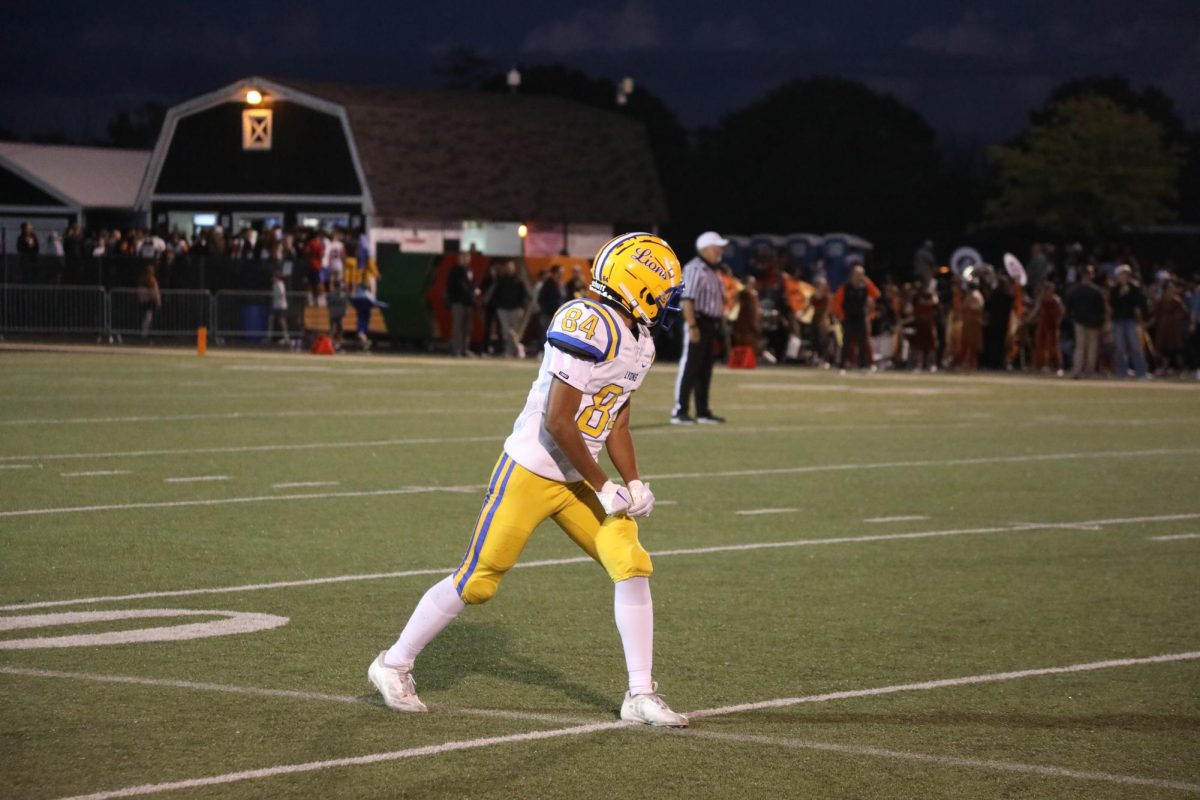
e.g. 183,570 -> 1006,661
109,288 -> 213,340
0,284 -> 109,338
0,284 -> 312,344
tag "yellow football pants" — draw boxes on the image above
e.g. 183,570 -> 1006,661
451,453 -> 653,604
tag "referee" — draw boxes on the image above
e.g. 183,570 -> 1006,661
672,231 -> 728,424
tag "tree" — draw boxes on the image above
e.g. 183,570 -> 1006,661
106,102 -> 166,149
703,77 -> 942,248
1029,75 -> 1198,223
984,95 -> 1183,238
435,46 -> 493,91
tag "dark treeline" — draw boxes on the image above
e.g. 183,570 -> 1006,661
8,61 -> 1197,277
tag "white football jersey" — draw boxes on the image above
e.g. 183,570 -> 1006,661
504,297 -> 656,483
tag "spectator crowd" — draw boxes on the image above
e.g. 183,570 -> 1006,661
6,219 -> 1200,379
712,240 -> 1200,381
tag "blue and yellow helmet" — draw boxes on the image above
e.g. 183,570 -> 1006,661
589,232 -> 684,329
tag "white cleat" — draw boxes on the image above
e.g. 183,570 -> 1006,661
368,652 -> 428,712
620,683 -> 688,728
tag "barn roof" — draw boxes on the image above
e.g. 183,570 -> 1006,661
0,142 -> 149,209
278,80 -> 667,226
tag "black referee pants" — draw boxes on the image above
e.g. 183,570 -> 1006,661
674,316 -> 720,417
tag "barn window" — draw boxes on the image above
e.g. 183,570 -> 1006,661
242,109 -> 273,150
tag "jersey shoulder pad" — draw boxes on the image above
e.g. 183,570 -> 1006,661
546,298 -> 620,362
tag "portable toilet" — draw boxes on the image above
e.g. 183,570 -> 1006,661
785,233 -> 824,277
822,232 -> 874,289
722,235 -> 750,277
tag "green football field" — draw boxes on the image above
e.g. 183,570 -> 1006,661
1,345 -> 1198,800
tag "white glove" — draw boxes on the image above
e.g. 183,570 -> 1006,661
626,479 -> 655,518
596,480 -> 632,516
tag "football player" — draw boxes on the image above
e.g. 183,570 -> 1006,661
369,233 -> 689,727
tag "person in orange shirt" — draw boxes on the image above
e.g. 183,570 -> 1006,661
1029,281 -> 1065,374
833,264 -> 880,370
959,281 -> 985,371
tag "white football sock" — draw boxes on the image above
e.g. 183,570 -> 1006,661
614,576 -> 654,695
384,575 -> 465,667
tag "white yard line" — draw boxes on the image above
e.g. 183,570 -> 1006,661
61,470 -> 131,478
0,485 -> 481,519
0,464 -> 35,470
38,649 -> 1200,800
49,721 -> 630,800
864,515 -> 929,523
3,447 -> 1198,518
681,730 -> 1200,795
685,650 -> 1200,718
2,415 -> 1195,461
0,408 -> 514,426
163,476 -> 231,484
0,434 -> 503,463
0,667 -> 593,727
271,481 -> 340,489
1150,533 -> 1200,541
645,447 -> 1200,481
3,511 -> 1196,612
734,508 -> 798,516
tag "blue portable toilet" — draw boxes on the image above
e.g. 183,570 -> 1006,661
786,233 -> 823,277
822,232 -> 874,289
722,235 -> 750,277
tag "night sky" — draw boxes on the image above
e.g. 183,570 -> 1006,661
3,0 -> 1198,146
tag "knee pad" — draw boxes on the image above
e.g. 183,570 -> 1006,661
457,572 -> 500,605
595,516 -> 653,582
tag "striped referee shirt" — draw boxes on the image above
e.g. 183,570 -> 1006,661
681,257 -> 725,319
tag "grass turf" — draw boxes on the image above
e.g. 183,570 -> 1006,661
1,346 -> 1198,799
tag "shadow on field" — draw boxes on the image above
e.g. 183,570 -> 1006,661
392,621 -> 614,712
740,711 -> 1200,732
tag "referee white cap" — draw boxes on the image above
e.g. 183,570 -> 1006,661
695,231 -> 729,251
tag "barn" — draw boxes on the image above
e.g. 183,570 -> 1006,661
138,76 -> 667,258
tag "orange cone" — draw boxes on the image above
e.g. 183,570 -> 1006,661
197,327 -> 208,356
312,335 -> 335,355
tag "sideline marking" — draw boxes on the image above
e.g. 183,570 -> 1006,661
0,609 -> 288,650
682,730 -> 1200,795
272,481 -> 340,489
865,515 -> 928,523
0,464 -> 34,470
3,511 -> 1196,612
735,508 -> 798,516
3,447 -> 1199,518
164,476 -> 230,484
61,470 -> 130,478
1150,533 -> 1200,541
38,649 -> 1200,800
